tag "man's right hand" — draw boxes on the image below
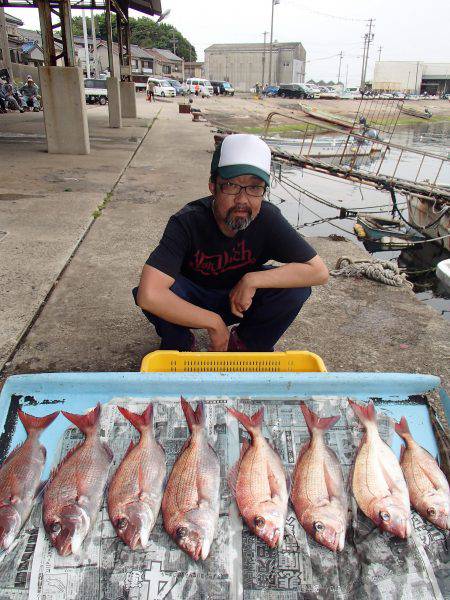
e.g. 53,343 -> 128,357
207,316 -> 230,351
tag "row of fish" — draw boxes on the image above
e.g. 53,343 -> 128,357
0,398 -> 448,561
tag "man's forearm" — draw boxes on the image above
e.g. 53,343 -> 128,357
245,261 -> 328,289
137,287 -> 221,331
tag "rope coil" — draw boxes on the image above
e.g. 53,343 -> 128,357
330,256 -> 414,288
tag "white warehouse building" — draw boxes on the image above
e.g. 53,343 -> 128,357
204,42 -> 306,92
373,61 -> 450,94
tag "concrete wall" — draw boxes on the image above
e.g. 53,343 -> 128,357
422,62 -> 450,77
0,61 -> 40,84
205,43 -> 306,91
373,61 -> 423,92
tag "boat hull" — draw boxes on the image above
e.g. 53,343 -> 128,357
407,195 -> 450,251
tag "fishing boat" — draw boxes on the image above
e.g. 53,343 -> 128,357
436,259 -> 450,292
398,103 -> 432,119
264,136 -> 381,158
354,213 -> 425,249
406,194 -> 450,251
299,103 -> 358,129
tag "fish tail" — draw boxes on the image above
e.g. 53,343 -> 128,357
118,404 -> 153,433
227,406 -> 264,435
300,402 -> 339,434
181,397 -> 205,432
348,399 -> 376,427
62,403 -> 101,435
18,409 -> 59,435
395,416 -> 411,439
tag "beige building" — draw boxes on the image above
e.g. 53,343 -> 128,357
204,42 -> 306,91
373,61 -> 450,94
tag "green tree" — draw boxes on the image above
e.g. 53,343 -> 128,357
70,14 -> 196,62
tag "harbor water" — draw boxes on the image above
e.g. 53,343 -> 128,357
267,121 -> 450,320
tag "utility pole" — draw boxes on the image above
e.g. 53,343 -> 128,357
337,50 -> 343,84
82,10 -> 91,79
91,9 -> 98,77
0,8 -> 13,81
360,18 -> 374,92
378,45 -> 382,62
268,0 -> 279,86
262,30 -> 268,88
171,31 -> 177,56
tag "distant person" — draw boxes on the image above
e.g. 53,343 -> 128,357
19,76 -> 40,111
255,83 -> 261,95
134,134 -> 328,352
146,80 -> 155,102
1,81 -> 24,112
194,83 -> 200,96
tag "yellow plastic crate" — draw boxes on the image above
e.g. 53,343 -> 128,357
140,350 -> 326,373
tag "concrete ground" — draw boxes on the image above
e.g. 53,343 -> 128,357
0,95 -> 449,402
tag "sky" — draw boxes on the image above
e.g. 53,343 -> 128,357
8,0 -> 450,86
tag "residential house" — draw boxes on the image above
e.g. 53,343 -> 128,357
184,61 -> 204,79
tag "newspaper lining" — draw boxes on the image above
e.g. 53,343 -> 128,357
0,396 -> 448,600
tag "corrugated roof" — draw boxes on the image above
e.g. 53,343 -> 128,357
5,12 -> 23,25
154,48 -> 182,62
205,42 -> 304,52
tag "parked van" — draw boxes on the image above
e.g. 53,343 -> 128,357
186,78 -> 214,96
146,77 -> 176,98
84,78 -> 108,105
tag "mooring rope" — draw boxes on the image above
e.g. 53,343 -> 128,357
330,256 -> 414,288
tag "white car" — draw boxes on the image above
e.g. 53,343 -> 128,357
186,78 -> 214,96
341,88 -> 359,99
146,77 -> 176,98
84,78 -> 108,105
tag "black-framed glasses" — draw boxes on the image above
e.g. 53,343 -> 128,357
218,181 -> 266,197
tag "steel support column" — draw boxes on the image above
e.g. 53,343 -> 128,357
58,0 -> 75,66
105,0 -> 115,77
36,0 -> 57,66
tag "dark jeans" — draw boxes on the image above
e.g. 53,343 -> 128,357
132,272 -> 311,352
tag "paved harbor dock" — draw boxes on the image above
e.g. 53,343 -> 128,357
0,96 -> 449,402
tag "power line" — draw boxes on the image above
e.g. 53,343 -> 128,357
285,2 -> 369,22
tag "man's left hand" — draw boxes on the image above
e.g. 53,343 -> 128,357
229,274 -> 256,318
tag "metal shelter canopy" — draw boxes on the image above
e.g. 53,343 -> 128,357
0,0 -> 162,16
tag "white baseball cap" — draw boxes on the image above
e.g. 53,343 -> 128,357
211,134 -> 271,186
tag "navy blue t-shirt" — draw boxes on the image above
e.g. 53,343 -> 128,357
147,196 -> 317,289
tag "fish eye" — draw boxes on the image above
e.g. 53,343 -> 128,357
116,518 -> 128,530
176,526 -> 188,539
427,507 -> 436,517
379,511 -> 390,522
313,521 -> 325,532
50,522 -> 61,534
254,516 -> 265,529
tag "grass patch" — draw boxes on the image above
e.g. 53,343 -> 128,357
242,123 -> 328,135
92,191 -> 113,219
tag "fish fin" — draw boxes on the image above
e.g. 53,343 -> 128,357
18,409 -> 59,435
118,404 -> 153,434
379,455 -> 405,493
181,397 -> 205,432
62,403 -> 101,436
394,416 -> 411,440
47,440 -> 85,484
102,441 -> 113,462
348,399 -> 376,426
123,439 -> 135,459
227,438 -> 251,496
300,402 -> 340,435
323,457 -> 346,502
227,406 -> 264,436
0,443 -> 24,467
267,463 -> 288,500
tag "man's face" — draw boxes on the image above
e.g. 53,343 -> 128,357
209,174 -> 266,234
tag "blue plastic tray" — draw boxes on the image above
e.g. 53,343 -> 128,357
0,371 -> 443,480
